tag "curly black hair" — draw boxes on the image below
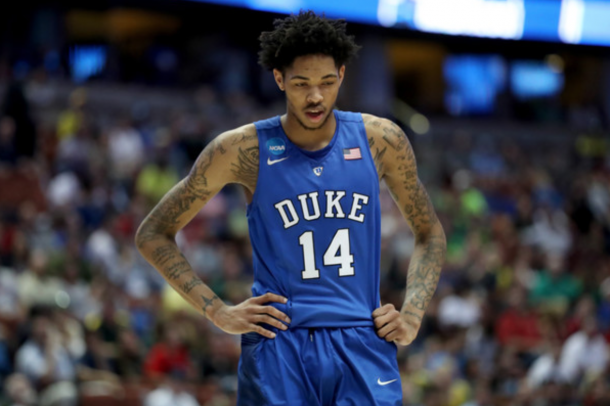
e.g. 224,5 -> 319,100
258,10 -> 361,72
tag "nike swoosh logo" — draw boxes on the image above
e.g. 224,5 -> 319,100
267,156 -> 290,166
377,378 -> 397,386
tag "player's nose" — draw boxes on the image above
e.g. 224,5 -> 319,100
306,87 -> 323,104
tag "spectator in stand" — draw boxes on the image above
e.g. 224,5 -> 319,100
14,312 -> 78,406
526,338 -> 568,390
56,88 -> 86,141
2,82 -> 37,160
528,253 -> 582,316
496,285 -> 542,353
564,295 -> 597,339
0,116 -> 17,166
143,321 -> 195,384
437,278 -> 481,330
2,373 -> 38,406
114,328 -> 144,379
558,316 -> 609,384
136,153 -> 180,206
144,371 -> 200,406
16,250 -> 65,310
106,117 -> 145,186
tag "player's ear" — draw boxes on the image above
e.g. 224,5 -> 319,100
338,65 -> 345,85
273,69 -> 285,91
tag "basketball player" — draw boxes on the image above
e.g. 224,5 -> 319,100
136,10 -> 446,406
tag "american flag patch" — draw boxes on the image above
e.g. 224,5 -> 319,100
343,147 -> 362,160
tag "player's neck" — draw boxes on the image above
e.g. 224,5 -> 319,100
280,111 -> 337,152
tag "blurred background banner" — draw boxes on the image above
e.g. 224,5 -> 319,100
192,0 -> 610,46
0,0 -> 610,406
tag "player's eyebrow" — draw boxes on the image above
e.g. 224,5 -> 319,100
289,74 -> 338,81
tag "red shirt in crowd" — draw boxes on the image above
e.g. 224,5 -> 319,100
496,308 -> 542,350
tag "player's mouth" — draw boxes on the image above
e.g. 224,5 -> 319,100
305,109 -> 325,122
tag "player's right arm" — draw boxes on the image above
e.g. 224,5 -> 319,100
135,125 -> 290,339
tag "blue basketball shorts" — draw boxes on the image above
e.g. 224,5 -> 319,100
237,326 -> 403,406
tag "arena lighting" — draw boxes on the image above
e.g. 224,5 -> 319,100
393,98 -> 430,135
559,0 -> 585,44
412,0 -> 525,40
189,0 -> 610,46
377,0 -> 407,27
559,0 -> 610,46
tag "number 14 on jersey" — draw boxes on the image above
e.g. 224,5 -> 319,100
298,229 -> 355,279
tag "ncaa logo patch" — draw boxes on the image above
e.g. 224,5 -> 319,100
267,138 -> 286,156
313,166 -> 323,176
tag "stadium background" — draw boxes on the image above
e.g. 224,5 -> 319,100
1,1 -> 610,405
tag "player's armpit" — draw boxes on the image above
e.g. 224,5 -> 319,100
362,113 -> 388,181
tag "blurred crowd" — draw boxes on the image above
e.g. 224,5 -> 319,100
0,64 -> 609,406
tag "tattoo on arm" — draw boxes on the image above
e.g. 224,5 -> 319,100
185,138 -> 224,195
381,123 -> 408,152
136,220 -> 163,249
165,257 -> 191,280
231,132 -> 257,145
202,295 -> 220,317
231,146 -> 259,188
378,120 -> 446,316
366,119 -> 387,179
372,146 -> 387,179
401,309 -> 423,322
405,234 -> 446,311
180,276 -> 204,294
136,138 -> 226,248
151,245 -> 177,266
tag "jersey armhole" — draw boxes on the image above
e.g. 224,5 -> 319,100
245,126 -> 263,215
358,114 -> 382,195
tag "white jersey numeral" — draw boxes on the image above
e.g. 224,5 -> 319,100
299,229 -> 354,280
299,231 -> 320,279
323,229 -> 355,276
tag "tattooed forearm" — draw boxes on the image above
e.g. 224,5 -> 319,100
135,220 -> 163,248
180,276 -> 204,293
151,245 -> 177,266
401,309 -> 423,322
404,234 -> 446,312
231,146 -> 259,189
165,259 -> 191,280
403,181 -> 438,239
369,118 -> 446,320
202,295 -> 220,317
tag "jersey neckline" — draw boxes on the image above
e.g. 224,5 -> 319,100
276,110 -> 340,160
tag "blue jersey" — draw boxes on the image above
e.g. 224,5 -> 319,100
247,110 -> 381,328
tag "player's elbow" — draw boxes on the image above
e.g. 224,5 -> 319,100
134,219 -> 169,252
134,222 -> 151,253
415,221 -> 447,251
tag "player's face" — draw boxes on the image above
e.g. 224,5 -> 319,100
274,54 -> 345,131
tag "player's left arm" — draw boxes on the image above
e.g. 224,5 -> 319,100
363,114 -> 447,346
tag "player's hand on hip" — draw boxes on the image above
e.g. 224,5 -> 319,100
372,303 -> 419,346
211,292 -> 291,339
